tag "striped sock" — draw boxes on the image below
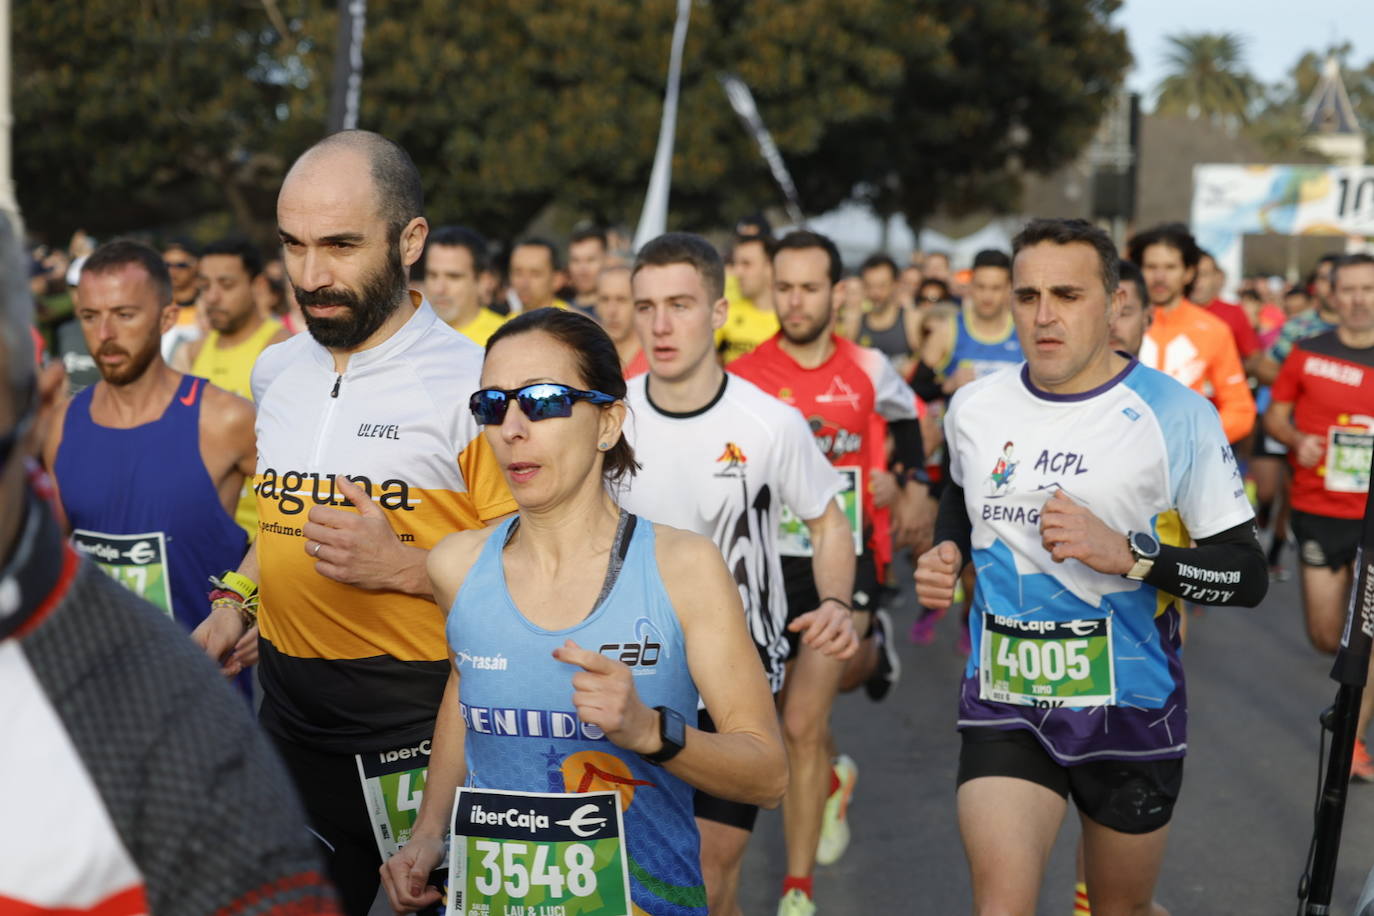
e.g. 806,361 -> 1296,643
1073,881 -> 1092,916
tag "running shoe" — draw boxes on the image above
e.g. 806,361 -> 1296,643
1353,739 -> 1374,782
865,609 -> 900,700
777,889 -> 817,916
909,606 -> 945,645
816,754 -> 858,865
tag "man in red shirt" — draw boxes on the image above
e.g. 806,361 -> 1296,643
1265,252 -> 1374,779
1195,250 -> 1261,374
730,230 -> 930,915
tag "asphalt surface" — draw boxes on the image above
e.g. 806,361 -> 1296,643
739,557 -> 1374,915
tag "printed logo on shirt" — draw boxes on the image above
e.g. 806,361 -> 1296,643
807,417 -> 861,461
816,375 -> 861,408
461,702 -> 609,742
714,442 -> 749,478
454,650 -> 510,671
599,617 -> 668,674
254,468 -> 420,515
356,422 -> 401,440
1304,356 -> 1365,388
985,441 -> 1019,498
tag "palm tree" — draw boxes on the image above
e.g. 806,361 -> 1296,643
1155,32 -> 1259,125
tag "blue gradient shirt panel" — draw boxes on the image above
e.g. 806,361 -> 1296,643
448,516 -> 707,916
946,360 -> 1253,764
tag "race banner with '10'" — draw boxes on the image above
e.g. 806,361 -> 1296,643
448,788 -> 631,916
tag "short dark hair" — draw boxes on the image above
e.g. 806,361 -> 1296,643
514,237 -> 561,272
1317,253 -> 1343,273
772,230 -> 843,285
1332,253 -> 1374,290
1117,260 -> 1148,308
302,130 -> 424,244
735,211 -> 771,237
971,249 -> 1011,273
200,236 -> 264,279
917,278 -> 951,302
428,226 -> 490,274
162,236 -> 200,259
860,254 -> 898,278
632,232 -> 725,304
732,234 -> 772,259
1126,223 -> 1201,272
484,308 -> 639,485
570,226 -> 608,250
1013,218 -> 1120,295
1285,285 -> 1310,300
82,240 -> 173,307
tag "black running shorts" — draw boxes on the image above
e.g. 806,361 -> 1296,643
693,707 -> 761,831
1291,510 -> 1363,570
956,726 -> 1182,835
781,551 -> 882,661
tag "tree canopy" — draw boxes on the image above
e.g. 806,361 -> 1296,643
1154,32 -> 1259,125
16,0 -> 1129,245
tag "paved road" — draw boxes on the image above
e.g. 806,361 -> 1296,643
740,560 -> 1374,915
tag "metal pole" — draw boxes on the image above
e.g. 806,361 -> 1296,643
1303,455 -> 1374,913
0,0 -> 20,231
632,0 -> 691,252
327,0 -> 367,134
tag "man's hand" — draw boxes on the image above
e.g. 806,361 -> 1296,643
892,483 -> 935,552
870,469 -> 900,509
221,625 -> 259,678
1295,433 -> 1325,469
915,541 -> 961,608
788,600 -> 859,660
302,476 -> 413,590
379,833 -> 446,913
1038,489 -> 1133,575
553,640 -> 657,753
191,603 -> 247,669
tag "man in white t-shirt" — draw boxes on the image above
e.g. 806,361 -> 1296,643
620,232 -> 857,916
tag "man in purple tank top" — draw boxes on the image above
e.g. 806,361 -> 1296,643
41,241 -> 257,658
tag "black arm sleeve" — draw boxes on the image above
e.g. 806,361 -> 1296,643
888,418 -> 925,475
908,361 -> 944,404
933,480 -> 972,569
1143,520 -> 1268,607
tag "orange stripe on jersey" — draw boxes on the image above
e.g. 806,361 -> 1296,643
459,432 -> 518,523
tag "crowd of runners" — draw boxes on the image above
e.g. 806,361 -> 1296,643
3,128 -> 1373,916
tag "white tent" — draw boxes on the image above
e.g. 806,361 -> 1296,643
782,203 -> 1015,272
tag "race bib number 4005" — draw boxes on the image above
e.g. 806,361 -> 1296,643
448,788 -> 631,916
71,529 -> 173,616
979,614 -> 1115,708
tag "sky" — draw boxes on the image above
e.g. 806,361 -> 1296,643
1114,0 -> 1373,106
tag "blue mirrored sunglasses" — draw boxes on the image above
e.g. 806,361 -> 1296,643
469,383 -> 616,425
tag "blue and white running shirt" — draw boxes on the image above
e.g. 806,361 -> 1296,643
946,359 -> 1253,764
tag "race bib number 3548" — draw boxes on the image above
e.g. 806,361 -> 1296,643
449,788 -> 631,916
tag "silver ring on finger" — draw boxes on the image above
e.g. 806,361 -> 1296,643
312,542 -> 323,557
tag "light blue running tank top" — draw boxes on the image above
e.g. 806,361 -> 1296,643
949,309 -> 1022,378
448,513 -> 707,916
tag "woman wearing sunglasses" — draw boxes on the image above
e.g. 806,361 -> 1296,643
380,308 -> 786,915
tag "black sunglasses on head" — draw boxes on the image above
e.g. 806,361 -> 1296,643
469,383 -> 616,425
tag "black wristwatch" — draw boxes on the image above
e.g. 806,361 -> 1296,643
1125,530 -> 1160,581
640,706 -> 686,766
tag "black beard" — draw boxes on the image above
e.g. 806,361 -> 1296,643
296,247 -> 408,350
97,334 -> 161,387
781,315 -> 830,347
